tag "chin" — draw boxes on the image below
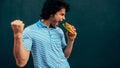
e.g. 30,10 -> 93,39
56,23 -> 59,26
54,24 -> 58,27
52,21 -> 59,27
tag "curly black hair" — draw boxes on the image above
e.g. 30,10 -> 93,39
40,0 -> 70,20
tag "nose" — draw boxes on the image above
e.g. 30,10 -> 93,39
63,16 -> 65,20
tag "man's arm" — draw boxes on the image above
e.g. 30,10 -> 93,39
11,20 -> 30,67
64,40 -> 74,59
63,27 -> 77,59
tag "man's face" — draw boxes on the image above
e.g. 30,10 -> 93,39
50,8 -> 66,27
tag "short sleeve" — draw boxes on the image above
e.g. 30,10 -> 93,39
61,33 -> 66,48
57,27 -> 67,48
22,28 -> 32,50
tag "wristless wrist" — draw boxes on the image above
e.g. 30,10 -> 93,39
14,33 -> 22,39
68,40 -> 74,43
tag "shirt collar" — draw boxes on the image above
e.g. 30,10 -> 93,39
37,20 -> 48,28
37,20 -> 57,29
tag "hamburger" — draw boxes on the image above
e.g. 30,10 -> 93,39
63,22 -> 76,34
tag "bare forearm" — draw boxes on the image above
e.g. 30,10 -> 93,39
64,40 -> 74,59
14,34 -> 24,60
13,34 -> 29,67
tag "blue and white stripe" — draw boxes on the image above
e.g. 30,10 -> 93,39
22,20 -> 70,68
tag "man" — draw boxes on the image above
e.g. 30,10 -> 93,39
11,0 -> 77,68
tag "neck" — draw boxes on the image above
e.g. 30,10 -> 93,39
41,19 -> 51,28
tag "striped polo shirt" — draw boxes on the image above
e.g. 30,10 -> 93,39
22,20 -> 70,68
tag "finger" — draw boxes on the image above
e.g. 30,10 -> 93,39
66,31 -> 68,35
67,31 -> 73,36
68,31 -> 73,36
72,26 -> 76,31
11,20 -> 23,24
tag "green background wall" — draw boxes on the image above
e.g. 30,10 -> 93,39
0,0 -> 120,68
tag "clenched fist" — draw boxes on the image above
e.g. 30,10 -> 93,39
11,20 -> 25,34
